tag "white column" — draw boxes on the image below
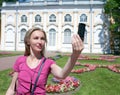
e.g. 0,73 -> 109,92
43,11 -> 48,52
57,11 -> 63,51
89,0 -> 93,53
1,12 -> 6,50
73,10 -> 78,34
29,11 -> 33,28
43,11 -> 47,31
15,7 -> 19,51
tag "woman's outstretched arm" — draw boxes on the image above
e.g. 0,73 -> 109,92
51,34 -> 84,79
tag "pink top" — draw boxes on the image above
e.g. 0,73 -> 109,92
13,56 -> 55,95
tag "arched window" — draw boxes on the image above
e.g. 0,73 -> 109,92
80,14 -> 87,22
35,14 -> 41,22
6,29 -> 14,42
49,14 -> 56,22
49,28 -> 56,46
64,29 -> 71,43
64,14 -> 72,22
21,15 -> 27,22
20,28 -> 27,42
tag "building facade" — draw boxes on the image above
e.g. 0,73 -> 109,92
0,0 -> 110,53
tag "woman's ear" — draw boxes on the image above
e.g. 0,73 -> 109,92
27,42 -> 30,46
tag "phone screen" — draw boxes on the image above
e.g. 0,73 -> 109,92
78,23 -> 86,41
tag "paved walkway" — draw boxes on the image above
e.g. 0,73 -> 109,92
0,52 -> 59,71
0,55 -> 20,71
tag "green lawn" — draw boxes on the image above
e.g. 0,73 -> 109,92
0,51 -> 23,58
0,54 -> 120,95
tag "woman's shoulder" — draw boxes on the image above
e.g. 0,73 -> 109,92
17,55 -> 27,59
16,55 -> 27,62
13,55 -> 27,71
45,57 -> 56,64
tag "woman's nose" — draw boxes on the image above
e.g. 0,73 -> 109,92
38,38 -> 43,43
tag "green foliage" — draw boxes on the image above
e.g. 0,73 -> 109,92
0,0 -> 16,6
104,0 -> 118,14
109,23 -> 119,31
104,0 -> 120,55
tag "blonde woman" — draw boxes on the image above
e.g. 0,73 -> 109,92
6,27 -> 84,95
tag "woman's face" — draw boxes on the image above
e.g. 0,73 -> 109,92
29,30 -> 46,53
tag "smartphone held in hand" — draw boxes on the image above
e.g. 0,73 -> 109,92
78,23 -> 86,41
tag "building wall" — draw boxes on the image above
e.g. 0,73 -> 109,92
0,0 -> 110,54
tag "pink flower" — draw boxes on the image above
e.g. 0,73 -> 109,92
107,65 -> 118,72
89,65 -> 96,71
75,62 -> 81,65
108,65 -> 115,70
76,69 -> 84,73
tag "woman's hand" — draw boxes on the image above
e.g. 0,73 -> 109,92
71,34 -> 84,56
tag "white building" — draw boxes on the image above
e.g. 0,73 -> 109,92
0,0 -> 110,54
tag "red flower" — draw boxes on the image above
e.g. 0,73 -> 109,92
46,76 -> 80,93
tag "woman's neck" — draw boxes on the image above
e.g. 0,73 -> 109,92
30,53 -> 42,60
30,49 -> 42,60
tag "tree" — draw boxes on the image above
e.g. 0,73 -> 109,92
104,0 -> 120,55
0,0 -> 16,6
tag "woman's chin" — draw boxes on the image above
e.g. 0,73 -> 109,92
36,48 -> 42,52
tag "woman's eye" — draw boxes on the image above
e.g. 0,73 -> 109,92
41,37 -> 45,40
33,37 -> 45,40
34,37 -> 39,39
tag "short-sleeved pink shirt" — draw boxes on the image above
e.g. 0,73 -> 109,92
13,56 -> 55,95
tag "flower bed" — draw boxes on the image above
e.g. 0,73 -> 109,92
71,62 -> 120,74
77,55 -> 120,62
46,76 -> 80,93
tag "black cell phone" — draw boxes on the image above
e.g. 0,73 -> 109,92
78,23 -> 86,41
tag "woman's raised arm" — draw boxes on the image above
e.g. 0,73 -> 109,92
51,34 -> 84,79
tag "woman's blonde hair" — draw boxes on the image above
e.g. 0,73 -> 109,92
24,27 -> 47,56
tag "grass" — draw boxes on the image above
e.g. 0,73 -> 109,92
0,53 -> 120,95
0,51 -> 23,58
71,69 -> 120,95
0,69 -> 12,95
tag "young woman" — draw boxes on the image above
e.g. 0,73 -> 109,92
6,27 -> 84,95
